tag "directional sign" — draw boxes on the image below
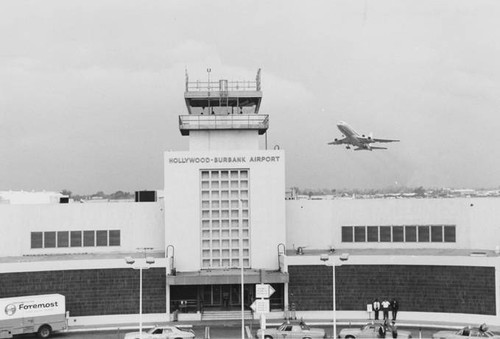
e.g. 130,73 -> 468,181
256,284 -> 276,299
250,299 -> 270,314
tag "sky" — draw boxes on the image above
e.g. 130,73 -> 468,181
1,0 -> 500,194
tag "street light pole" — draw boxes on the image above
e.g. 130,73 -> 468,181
320,253 -> 349,339
125,255 -> 155,339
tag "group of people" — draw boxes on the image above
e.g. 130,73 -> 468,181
372,298 -> 399,321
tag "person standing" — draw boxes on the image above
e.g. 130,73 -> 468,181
389,320 -> 398,338
372,298 -> 381,320
391,299 -> 399,320
381,299 -> 391,320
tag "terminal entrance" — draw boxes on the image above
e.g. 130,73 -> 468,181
170,283 -> 284,313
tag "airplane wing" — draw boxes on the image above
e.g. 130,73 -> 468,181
371,138 -> 399,143
357,137 -> 399,144
328,138 -> 348,145
354,146 -> 388,151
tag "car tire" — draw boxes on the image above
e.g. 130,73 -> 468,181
264,336 -> 273,339
345,336 -> 356,339
37,325 -> 52,338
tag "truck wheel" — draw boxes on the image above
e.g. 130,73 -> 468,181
37,325 -> 52,338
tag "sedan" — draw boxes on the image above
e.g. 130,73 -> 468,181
124,325 -> 196,339
338,322 -> 412,339
256,320 -> 326,339
433,325 -> 500,339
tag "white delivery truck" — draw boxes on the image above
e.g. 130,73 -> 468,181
0,294 -> 67,338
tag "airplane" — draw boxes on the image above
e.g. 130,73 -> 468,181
328,121 -> 400,151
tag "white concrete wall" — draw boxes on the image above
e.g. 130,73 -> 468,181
189,130 -> 259,151
164,150 -> 286,272
285,197 -> 500,252
0,202 -> 164,257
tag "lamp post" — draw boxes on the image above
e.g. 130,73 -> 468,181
320,253 -> 349,339
125,255 -> 155,339
239,198 -> 245,339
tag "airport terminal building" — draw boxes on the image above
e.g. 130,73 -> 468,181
1,71 -> 500,327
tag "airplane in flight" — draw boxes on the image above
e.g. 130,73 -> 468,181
328,121 -> 400,151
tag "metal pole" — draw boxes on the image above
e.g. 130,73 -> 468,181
241,263 -> 244,339
240,199 -> 244,339
140,266 -> 143,339
333,262 -> 336,339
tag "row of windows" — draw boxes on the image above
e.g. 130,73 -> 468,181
342,225 -> 456,243
31,230 -> 121,249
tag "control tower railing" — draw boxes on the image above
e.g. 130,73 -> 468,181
179,114 -> 269,136
185,69 -> 262,92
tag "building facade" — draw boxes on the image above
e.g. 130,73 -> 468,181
1,71 -> 500,326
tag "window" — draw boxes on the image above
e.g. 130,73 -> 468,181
380,227 -> 391,242
31,229 -> 120,249
70,231 -> 82,247
392,226 -> 404,242
431,225 -> 443,242
354,226 -> 366,242
367,226 -> 379,242
418,226 -> 429,242
96,230 -> 108,246
444,226 -> 456,242
200,169 -> 250,269
405,226 -> 417,242
341,226 -> 353,242
83,231 -> 95,247
31,232 -> 43,249
44,232 -> 56,248
57,231 -> 69,247
340,225 -> 456,243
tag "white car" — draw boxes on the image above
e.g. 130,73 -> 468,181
256,320 -> 326,339
124,325 -> 196,339
433,325 -> 500,339
339,322 -> 412,339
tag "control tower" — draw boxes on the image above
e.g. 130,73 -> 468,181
180,69 -> 268,151
164,70 -> 286,311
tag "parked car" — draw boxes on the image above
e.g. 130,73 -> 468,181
338,321 -> 412,339
433,325 -> 500,339
124,325 -> 196,339
256,320 -> 326,339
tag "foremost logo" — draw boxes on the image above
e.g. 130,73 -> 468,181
4,300 -> 60,316
18,301 -> 59,311
4,304 -> 16,316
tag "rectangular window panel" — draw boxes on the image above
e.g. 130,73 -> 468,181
418,226 -> 430,242
380,226 -> 391,242
392,226 -> 404,242
43,232 -> 56,248
200,169 -> 250,269
431,225 -> 443,242
31,232 -> 43,249
96,230 -> 108,246
109,230 -> 120,246
354,226 -> 366,242
83,230 -> 95,247
57,231 -> 69,247
341,226 -> 353,242
70,231 -> 82,247
444,226 -> 456,242
367,226 -> 379,242
405,226 -> 417,242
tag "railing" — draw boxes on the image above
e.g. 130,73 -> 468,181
185,69 -> 262,92
179,114 -> 269,131
186,80 -> 260,92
